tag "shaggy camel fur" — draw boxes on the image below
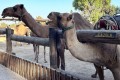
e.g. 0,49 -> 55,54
1,4 -> 65,69
58,13 -> 120,80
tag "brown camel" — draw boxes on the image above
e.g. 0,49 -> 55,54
1,4 -> 65,69
58,13 -> 120,80
1,4 -> 107,79
48,12 -> 107,79
30,31 -> 47,63
48,12 -> 94,70
13,24 -> 30,46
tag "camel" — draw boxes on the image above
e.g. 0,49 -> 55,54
13,24 -> 30,46
57,13 -> 120,80
48,12 -> 94,70
1,4 -> 109,79
30,31 -> 47,63
1,4 -> 65,68
48,12 -> 107,79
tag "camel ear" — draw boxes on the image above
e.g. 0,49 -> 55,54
67,14 -> 72,21
20,4 -> 24,9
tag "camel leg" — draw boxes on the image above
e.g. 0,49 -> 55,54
110,67 -> 120,80
36,45 -> 39,63
44,46 -> 47,63
91,70 -> 97,78
94,64 -> 104,80
57,39 -> 65,70
59,41 -> 65,70
59,48 -> 65,70
57,50 -> 60,69
33,44 -> 36,53
19,42 -> 22,46
14,41 -> 18,46
33,44 -> 37,61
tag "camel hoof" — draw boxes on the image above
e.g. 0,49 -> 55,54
44,61 -> 47,63
12,52 -> 16,55
91,74 -> 97,78
61,66 -> 65,70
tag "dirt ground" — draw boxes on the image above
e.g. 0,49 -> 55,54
0,41 -> 114,80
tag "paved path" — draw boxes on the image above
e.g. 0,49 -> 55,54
0,64 -> 26,80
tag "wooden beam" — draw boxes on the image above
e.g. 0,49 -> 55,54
0,18 -> 49,22
76,30 -> 120,44
11,35 -> 49,46
0,28 -> 6,34
57,30 -> 120,44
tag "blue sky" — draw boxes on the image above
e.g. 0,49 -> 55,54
0,0 -> 119,19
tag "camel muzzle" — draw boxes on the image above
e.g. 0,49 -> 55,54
1,14 -> 6,18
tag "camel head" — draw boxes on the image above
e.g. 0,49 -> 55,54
2,4 -> 26,20
58,13 -> 74,31
1,7 -> 14,18
47,12 -> 60,22
47,12 -> 60,27
47,12 -> 70,28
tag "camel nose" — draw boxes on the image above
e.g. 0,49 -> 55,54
2,8 -> 7,16
47,14 -> 50,18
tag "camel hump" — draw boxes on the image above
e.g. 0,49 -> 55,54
13,24 -> 29,36
72,12 -> 93,29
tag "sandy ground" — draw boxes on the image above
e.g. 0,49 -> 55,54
0,41 -> 114,80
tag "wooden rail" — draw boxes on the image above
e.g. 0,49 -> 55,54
0,28 -> 6,34
0,18 -> 49,22
2,28 -> 120,69
76,30 -> 120,44
11,35 -> 49,46
57,29 -> 120,44
0,51 -> 80,80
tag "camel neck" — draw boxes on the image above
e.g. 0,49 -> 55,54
21,12 -> 45,37
64,26 -> 102,62
65,26 -> 80,47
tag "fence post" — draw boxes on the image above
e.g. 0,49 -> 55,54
6,27 -> 13,54
49,28 -> 58,69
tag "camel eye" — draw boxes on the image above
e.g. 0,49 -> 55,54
13,7 -> 17,12
67,15 -> 72,21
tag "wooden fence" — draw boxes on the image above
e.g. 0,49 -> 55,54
1,28 -> 120,80
0,51 -> 80,80
1,28 -> 120,69
0,28 -> 60,69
